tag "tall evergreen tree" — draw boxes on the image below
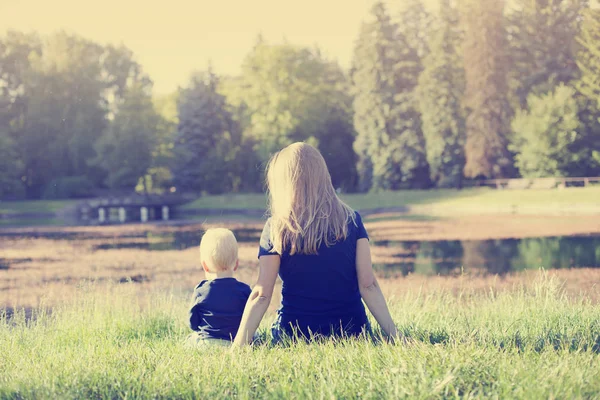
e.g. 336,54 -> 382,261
172,70 -> 237,194
462,0 -> 514,179
396,0 -> 433,61
508,0 -> 587,106
573,8 -> 600,176
351,2 -> 430,191
417,0 -> 466,188
576,7 -> 600,107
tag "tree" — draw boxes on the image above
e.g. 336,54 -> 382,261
508,0 -> 587,106
566,96 -> 600,176
9,32 -> 114,197
417,0 -> 466,188
396,0 -> 433,60
0,134 -> 24,199
462,0 -> 514,179
232,41 -> 358,190
217,76 -> 264,193
0,32 -> 41,198
511,85 -> 582,177
577,7 -> 600,107
94,82 -> 160,192
573,8 -> 600,177
351,2 -> 430,191
172,69 -> 238,194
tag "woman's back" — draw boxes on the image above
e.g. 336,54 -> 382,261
259,211 -> 370,339
232,142 -> 397,347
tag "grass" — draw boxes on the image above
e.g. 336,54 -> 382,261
182,187 -> 600,215
1,276 -> 599,399
0,218 -> 65,227
0,200 -> 77,215
3,187 -> 600,228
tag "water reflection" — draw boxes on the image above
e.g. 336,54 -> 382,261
373,236 -> 600,275
97,233 -> 600,275
5,226 -> 597,275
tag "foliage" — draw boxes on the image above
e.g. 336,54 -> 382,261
0,31 -> 149,198
41,176 -> 95,199
572,97 -> 600,176
417,0 -> 466,188
577,7 -> 600,107
172,69 -> 239,194
352,2 -> 430,191
462,0 -> 515,179
233,40 -> 358,190
0,133 -> 24,199
21,33 -> 109,196
507,0 -> 587,106
94,82 -> 161,191
3,5 -> 600,200
511,85 -> 600,177
396,0 -> 433,60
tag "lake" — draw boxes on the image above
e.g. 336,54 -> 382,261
48,228 -> 600,276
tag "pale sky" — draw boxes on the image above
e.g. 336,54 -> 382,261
6,1 -> 595,95
2,0 -> 381,94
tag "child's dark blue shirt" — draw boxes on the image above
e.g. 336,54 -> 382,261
189,278 -> 251,341
258,211 -> 370,340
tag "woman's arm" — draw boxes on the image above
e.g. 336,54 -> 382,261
233,255 -> 280,346
356,238 -> 398,339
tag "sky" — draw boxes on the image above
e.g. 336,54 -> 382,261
6,0 -> 597,95
2,0 -> 382,94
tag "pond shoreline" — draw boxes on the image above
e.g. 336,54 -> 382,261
3,213 -> 600,241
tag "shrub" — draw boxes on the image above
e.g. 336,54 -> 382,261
42,176 -> 95,199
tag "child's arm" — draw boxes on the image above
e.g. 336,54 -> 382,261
356,238 -> 399,339
188,290 -> 203,331
232,255 -> 280,346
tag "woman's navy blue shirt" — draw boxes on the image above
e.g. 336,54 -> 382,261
258,211 -> 369,340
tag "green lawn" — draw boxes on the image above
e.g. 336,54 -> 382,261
0,218 -> 65,227
182,187 -> 600,215
1,277 -> 599,399
3,187 -> 600,226
0,200 -> 77,215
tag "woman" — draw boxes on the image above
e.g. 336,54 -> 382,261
233,142 -> 398,346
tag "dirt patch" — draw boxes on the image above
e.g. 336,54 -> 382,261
366,214 -> 600,241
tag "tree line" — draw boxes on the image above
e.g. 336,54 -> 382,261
1,0 -> 600,200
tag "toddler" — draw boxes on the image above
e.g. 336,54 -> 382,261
187,228 -> 251,347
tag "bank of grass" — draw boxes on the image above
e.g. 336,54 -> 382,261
0,199 -> 77,215
0,218 -> 65,227
1,276 -> 599,399
182,187 -> 600,215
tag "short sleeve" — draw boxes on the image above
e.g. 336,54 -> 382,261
258,219 -> 279,258
354,211 -> 369,240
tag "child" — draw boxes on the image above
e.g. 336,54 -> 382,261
187,228 -> 251,347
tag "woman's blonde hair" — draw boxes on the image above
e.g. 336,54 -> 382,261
266,142 -> 355,255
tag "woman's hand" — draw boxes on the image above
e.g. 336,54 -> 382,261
232,255 -> 280,347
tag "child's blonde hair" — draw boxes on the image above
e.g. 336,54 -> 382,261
266,142 -> 355,255
199,228 -> 238,272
